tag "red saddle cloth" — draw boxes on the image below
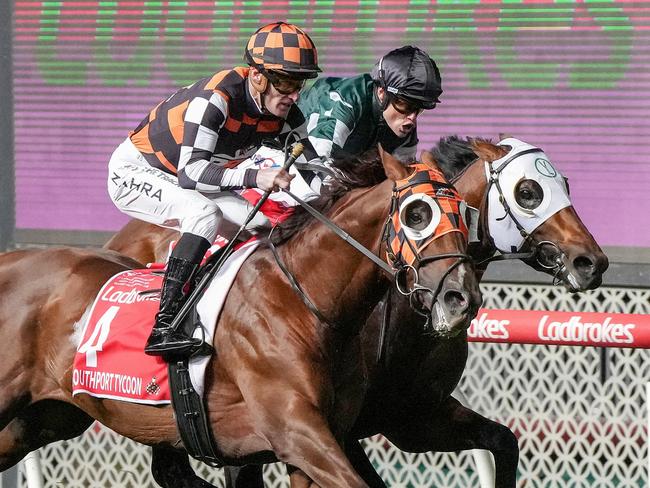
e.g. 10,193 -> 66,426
72,269 -> 171,404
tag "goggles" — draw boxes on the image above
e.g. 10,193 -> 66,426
390,95 -> 427,116
266,70 -> 306,95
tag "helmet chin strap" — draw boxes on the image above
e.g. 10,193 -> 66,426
376,85 -> 390,111
374,87 -> 391,141
248,74 -> 271,114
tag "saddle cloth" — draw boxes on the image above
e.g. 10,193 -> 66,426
72,240 -> 259,404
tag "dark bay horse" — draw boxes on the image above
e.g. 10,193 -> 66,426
0,148 -> 482,487
106,136 -> 607,487
338,136 -> 608,488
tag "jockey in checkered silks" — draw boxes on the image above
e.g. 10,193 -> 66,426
107,22 -> 322,359
298,46 -> 443,169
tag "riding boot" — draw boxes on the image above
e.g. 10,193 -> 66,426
144,256 -> 206,358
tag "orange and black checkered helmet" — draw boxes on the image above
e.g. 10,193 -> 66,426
245,22 -> 320,79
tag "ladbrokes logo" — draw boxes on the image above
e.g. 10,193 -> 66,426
538,315 -> 635,344
100,286 -> 159,304
468,312 -> 510,340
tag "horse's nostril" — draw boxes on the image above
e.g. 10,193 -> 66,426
573,255 -> 596,278
444,290 -> 468,316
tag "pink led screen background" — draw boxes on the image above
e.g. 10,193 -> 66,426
13,1 -> 650,247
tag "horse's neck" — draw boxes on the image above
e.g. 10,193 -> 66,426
454,157 -> 495,271
282,181 -> 392,326
453,158 -> 487,210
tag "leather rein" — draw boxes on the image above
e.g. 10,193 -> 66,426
267,180 -> 471,333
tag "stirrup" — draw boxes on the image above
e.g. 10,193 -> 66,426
144,332 -> 213,359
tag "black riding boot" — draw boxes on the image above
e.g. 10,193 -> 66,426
144,256 -> 205,358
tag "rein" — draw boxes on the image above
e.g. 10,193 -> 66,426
275,179 -> 471,333
267,188 -> 392,334
283,189 -> 395,275
266,238 -> 344,333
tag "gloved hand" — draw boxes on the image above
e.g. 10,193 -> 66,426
295,157 -> 348,184
255,167 -> 295,192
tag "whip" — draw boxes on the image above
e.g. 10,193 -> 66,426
169,142 -> 304,334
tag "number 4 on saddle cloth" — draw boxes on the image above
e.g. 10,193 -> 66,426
72,240 -> 259,405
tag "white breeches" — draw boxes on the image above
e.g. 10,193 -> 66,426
107,138 -> 270,242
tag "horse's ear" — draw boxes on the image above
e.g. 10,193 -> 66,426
421,150 -> 435,165
473,138 -> 503,163
420,150 -> 443,172
378,143 -> 411,181
498,132 -> 513,141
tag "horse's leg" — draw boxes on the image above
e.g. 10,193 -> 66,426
264,404 -> 368,488
385,396 -> 518,488
224,465 -> 264,488
454,388 -> 496,488
0,400 -> 93,470
224,445 -> 373,488
217,387 -> 368,488
150,445 -> 217,488
344,439 -> 387,488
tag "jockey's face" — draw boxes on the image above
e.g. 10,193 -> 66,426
264,82 -> 301,118
378,87 -> 422,138
249,67 -> 302,118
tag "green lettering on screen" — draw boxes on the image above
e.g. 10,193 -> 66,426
495,0 -> 631,88
36,2 -> 88,84
31,0 -> 636,90
568,1 -> 632,88
93,2 -> 160,87
351,1 -> 379,75
423,4 -> 491,88
162,1 -> 258,85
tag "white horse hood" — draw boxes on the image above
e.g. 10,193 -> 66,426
487,138 -> 572,252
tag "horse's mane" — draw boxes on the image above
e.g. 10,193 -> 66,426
270,149 -> 385,245
430,135 -> 494,181
269,137 -> 500,245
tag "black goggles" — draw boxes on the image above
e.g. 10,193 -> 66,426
389,95 -> 428,116
266,70 -> 306,95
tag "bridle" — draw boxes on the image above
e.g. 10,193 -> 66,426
383,176 -> 471,329
476,147 -> 570,284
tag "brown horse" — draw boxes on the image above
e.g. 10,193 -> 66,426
108,136 -> 607,487
0,148 -> 482,487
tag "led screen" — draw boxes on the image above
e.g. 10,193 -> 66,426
13,0 -> 650,247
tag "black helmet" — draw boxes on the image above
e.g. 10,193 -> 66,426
245,22 -> 321,80
371,46 -> 442,109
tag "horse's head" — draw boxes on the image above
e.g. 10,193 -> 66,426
428,136 -> 608,292
379,145 -> 482,337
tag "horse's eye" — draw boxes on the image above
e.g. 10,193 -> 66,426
515,179 -> 543,210
398,194 -> 441,241
404,201 -> 432,230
